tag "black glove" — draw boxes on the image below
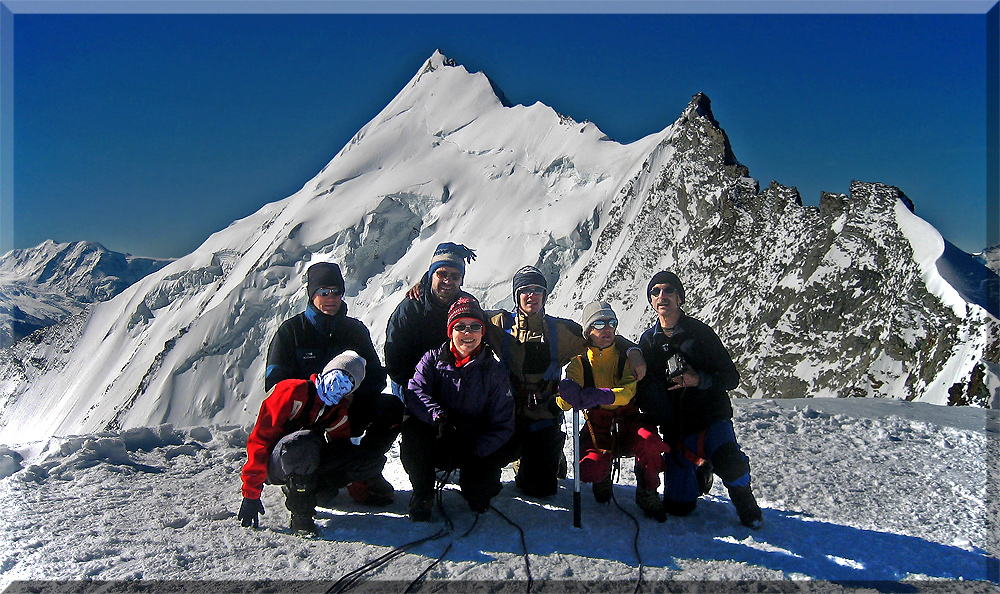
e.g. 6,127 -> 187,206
434,411 -> 450,440
238,497 -> 265,528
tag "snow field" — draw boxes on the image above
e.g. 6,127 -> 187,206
1,398 -> 996,591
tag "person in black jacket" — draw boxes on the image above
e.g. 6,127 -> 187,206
384,242 -> 477,397
635,271 -> 763,529
265,261 -> 402,507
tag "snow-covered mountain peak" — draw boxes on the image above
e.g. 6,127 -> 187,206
0,54 -> 995,446
417,49 -> 458,77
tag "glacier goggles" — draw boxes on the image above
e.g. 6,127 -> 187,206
517,285 -> 546,296
590,319 -> 618,330
315,287 -> 343,297
451,322 -> 484,333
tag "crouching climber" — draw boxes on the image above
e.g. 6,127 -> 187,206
238,351 -> 390,534
401,295 -> 515,521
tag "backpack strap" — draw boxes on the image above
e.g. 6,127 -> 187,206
498,311 -> 514,368
580,354 -> 596,389
541,315 -> 562,382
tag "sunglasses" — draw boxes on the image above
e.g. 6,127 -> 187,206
315,287 -> 343,297
518,286 -> 545,296
452,323 -> 484,333
590,319 -> 618,330
649,286 -> 678,297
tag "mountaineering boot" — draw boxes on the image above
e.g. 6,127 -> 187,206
696,460 -> 714,495
728,485 -> 764,529
635,488 -> 666,522
408,493 -> 434,522
347,473 -> 395,507
592,474 -> 612,504
633,464 -> 665,521
365,473 -> 395,506
283,475 -> 318,535
289,514 -> 318,535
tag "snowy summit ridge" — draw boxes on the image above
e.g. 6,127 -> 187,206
0,51 -> 996,445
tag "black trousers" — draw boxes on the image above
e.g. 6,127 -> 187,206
349,391 -> 405,456
509,420 -> 565,498
399,416 -> 508,510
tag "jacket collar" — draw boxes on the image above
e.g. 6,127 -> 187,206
305,300 -> 347,331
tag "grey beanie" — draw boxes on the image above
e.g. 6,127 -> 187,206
581,300 -> 617,335
322,350 -> 366,391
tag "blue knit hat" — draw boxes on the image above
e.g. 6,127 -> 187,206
428,242 -> 477,277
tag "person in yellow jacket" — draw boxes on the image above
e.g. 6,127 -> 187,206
486,268 -> 647,498
557,301 -> 670,517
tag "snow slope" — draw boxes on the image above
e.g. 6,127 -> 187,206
0,398 -> 995,591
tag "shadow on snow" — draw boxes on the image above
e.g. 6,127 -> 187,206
308,481 -> 989,583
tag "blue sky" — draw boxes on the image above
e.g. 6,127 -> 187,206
2,3 -> 996,258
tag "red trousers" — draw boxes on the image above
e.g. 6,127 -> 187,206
577,406 -> 669,489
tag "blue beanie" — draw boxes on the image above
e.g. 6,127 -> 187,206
428,242 -> 476,277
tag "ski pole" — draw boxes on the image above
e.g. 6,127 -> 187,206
573,407 -> 581,528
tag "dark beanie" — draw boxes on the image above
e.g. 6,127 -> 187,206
307,262 -> 345,299
512,265 -> 547,300
447,295 -> 486,334
647,271 -> 685,304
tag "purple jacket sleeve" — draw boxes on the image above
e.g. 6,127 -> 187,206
406,349 -> 443,426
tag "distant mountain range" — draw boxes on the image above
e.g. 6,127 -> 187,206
0,240 -> 171,348
0,51 -> 996,445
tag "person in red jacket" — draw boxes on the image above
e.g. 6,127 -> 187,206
238,350 -> 386,534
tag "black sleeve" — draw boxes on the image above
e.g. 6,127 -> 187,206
349,320 -> 388,398
384,299 -> 420,387
264,320 -> 297,392
687,322 -> 739,392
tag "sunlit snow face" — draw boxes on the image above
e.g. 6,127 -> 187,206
649,283 -> 681,320
430,266 -> 464,305
517,285 -> 545,316
450,317 -> 483,358
312,286 -> 343,316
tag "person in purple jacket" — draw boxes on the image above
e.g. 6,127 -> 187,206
401,295 -> 515,522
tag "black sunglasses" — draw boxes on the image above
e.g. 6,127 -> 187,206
590,319 -> 618,330
452,323 -> 484,333
315,287 -> 343,297
649,286 -> 678,297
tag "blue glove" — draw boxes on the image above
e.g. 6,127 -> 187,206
238,497 -> 265,528
315,369 -> 355,406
